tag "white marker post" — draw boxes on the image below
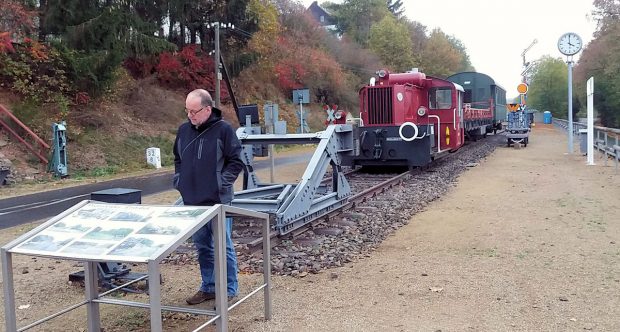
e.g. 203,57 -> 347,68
298,96 -> 304,134
586,77 -> 595,165
146,147 -> 161,169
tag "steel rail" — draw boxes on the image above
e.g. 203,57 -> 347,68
241,138 -> 475,253
243,169 -> 410,252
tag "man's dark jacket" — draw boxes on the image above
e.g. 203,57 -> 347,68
173,107 -> 244,205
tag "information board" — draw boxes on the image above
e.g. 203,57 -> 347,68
9,201 -> 216,263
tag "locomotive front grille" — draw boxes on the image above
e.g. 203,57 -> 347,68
367,87 -> 393,125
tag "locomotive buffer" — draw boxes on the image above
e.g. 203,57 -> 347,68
233,124 -> 354,235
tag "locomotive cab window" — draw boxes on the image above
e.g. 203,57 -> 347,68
463,89 -> 473,104
429,88 -> 452,109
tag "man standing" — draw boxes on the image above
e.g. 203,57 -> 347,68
173,89 -> 244,304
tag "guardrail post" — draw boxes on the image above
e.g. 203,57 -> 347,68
604,132 -> 609,166
614,145 -> 620,174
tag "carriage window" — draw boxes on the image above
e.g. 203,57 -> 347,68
464,90 -> 472,103
429,88 -> 452,109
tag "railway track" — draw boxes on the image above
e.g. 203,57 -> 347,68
233,169 -> 412,253
162,135 -> 503,275
232,138 -> 475,254
162,169 -> 415,267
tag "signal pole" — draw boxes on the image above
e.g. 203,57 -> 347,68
521,39 -> 538,84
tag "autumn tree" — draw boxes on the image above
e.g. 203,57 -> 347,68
405,20 -> 427,53
592,0 -> 620,32
273,0 -> 325,49
368,15 -> 414,72
446,35 -> 474,72
573,0 -> 620,127
246,0 -> 281,72
418,28 -> 462,77
325,0 -> 390,46
527,56 -> 569,118
322,34 -> 384,102
0,0 -> 36,41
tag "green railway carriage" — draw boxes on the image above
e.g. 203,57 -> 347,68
446,72 -> 507,132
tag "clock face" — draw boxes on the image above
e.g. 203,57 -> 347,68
558,33 -> 582,55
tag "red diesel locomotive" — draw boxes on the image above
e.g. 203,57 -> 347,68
343,69 -> 498,169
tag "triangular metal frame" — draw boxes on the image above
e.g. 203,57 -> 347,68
234,125 -> 354,234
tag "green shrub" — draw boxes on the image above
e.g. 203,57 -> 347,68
0,40 -> 73,104
52,42 -> 121,98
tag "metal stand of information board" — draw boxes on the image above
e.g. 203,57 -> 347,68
2,202 -> 271,332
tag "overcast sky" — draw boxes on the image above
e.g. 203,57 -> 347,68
300,0 -> 598,98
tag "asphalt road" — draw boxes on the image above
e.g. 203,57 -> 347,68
0,153 -> 310,229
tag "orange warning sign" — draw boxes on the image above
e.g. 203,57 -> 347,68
517,83 -> 528,94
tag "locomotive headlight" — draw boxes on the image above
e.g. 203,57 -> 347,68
417,106 -> 427,117
377,69 -> 387,78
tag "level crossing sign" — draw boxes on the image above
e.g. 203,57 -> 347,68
325,105 -> 337,122
324,104 -> 348,126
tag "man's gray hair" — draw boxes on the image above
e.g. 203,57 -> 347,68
188,89 -> 213,107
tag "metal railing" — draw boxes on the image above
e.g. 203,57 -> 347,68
554,118 -> 620,170
0,104 -> 50,164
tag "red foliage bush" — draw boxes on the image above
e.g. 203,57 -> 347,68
75,91 -> 90,105
155,45 -> 229,101
267,33 -> 348,105
23,37 -> 48,60
274,61 -> 306,91
0,32 -> 15,53
123,57 -> 157,78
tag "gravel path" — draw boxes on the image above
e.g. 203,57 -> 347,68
232,125 -> 620,332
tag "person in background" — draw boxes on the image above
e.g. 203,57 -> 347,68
173,89 -> 244,304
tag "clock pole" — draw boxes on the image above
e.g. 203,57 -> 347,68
567,57 -> 574,153
558,32 -> 582,154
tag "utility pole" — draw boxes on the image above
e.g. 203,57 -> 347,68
214,22 -> 221,108
210,22 -> 236,108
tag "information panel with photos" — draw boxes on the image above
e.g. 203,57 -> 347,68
9,201 -> 216,262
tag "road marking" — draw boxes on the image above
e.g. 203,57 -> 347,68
0,194 -> 89,216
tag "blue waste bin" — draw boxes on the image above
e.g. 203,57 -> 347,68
543,111 -> 552,124
578,129 -> 588,155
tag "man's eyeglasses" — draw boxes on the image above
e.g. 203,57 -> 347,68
185,106 -> 207,116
